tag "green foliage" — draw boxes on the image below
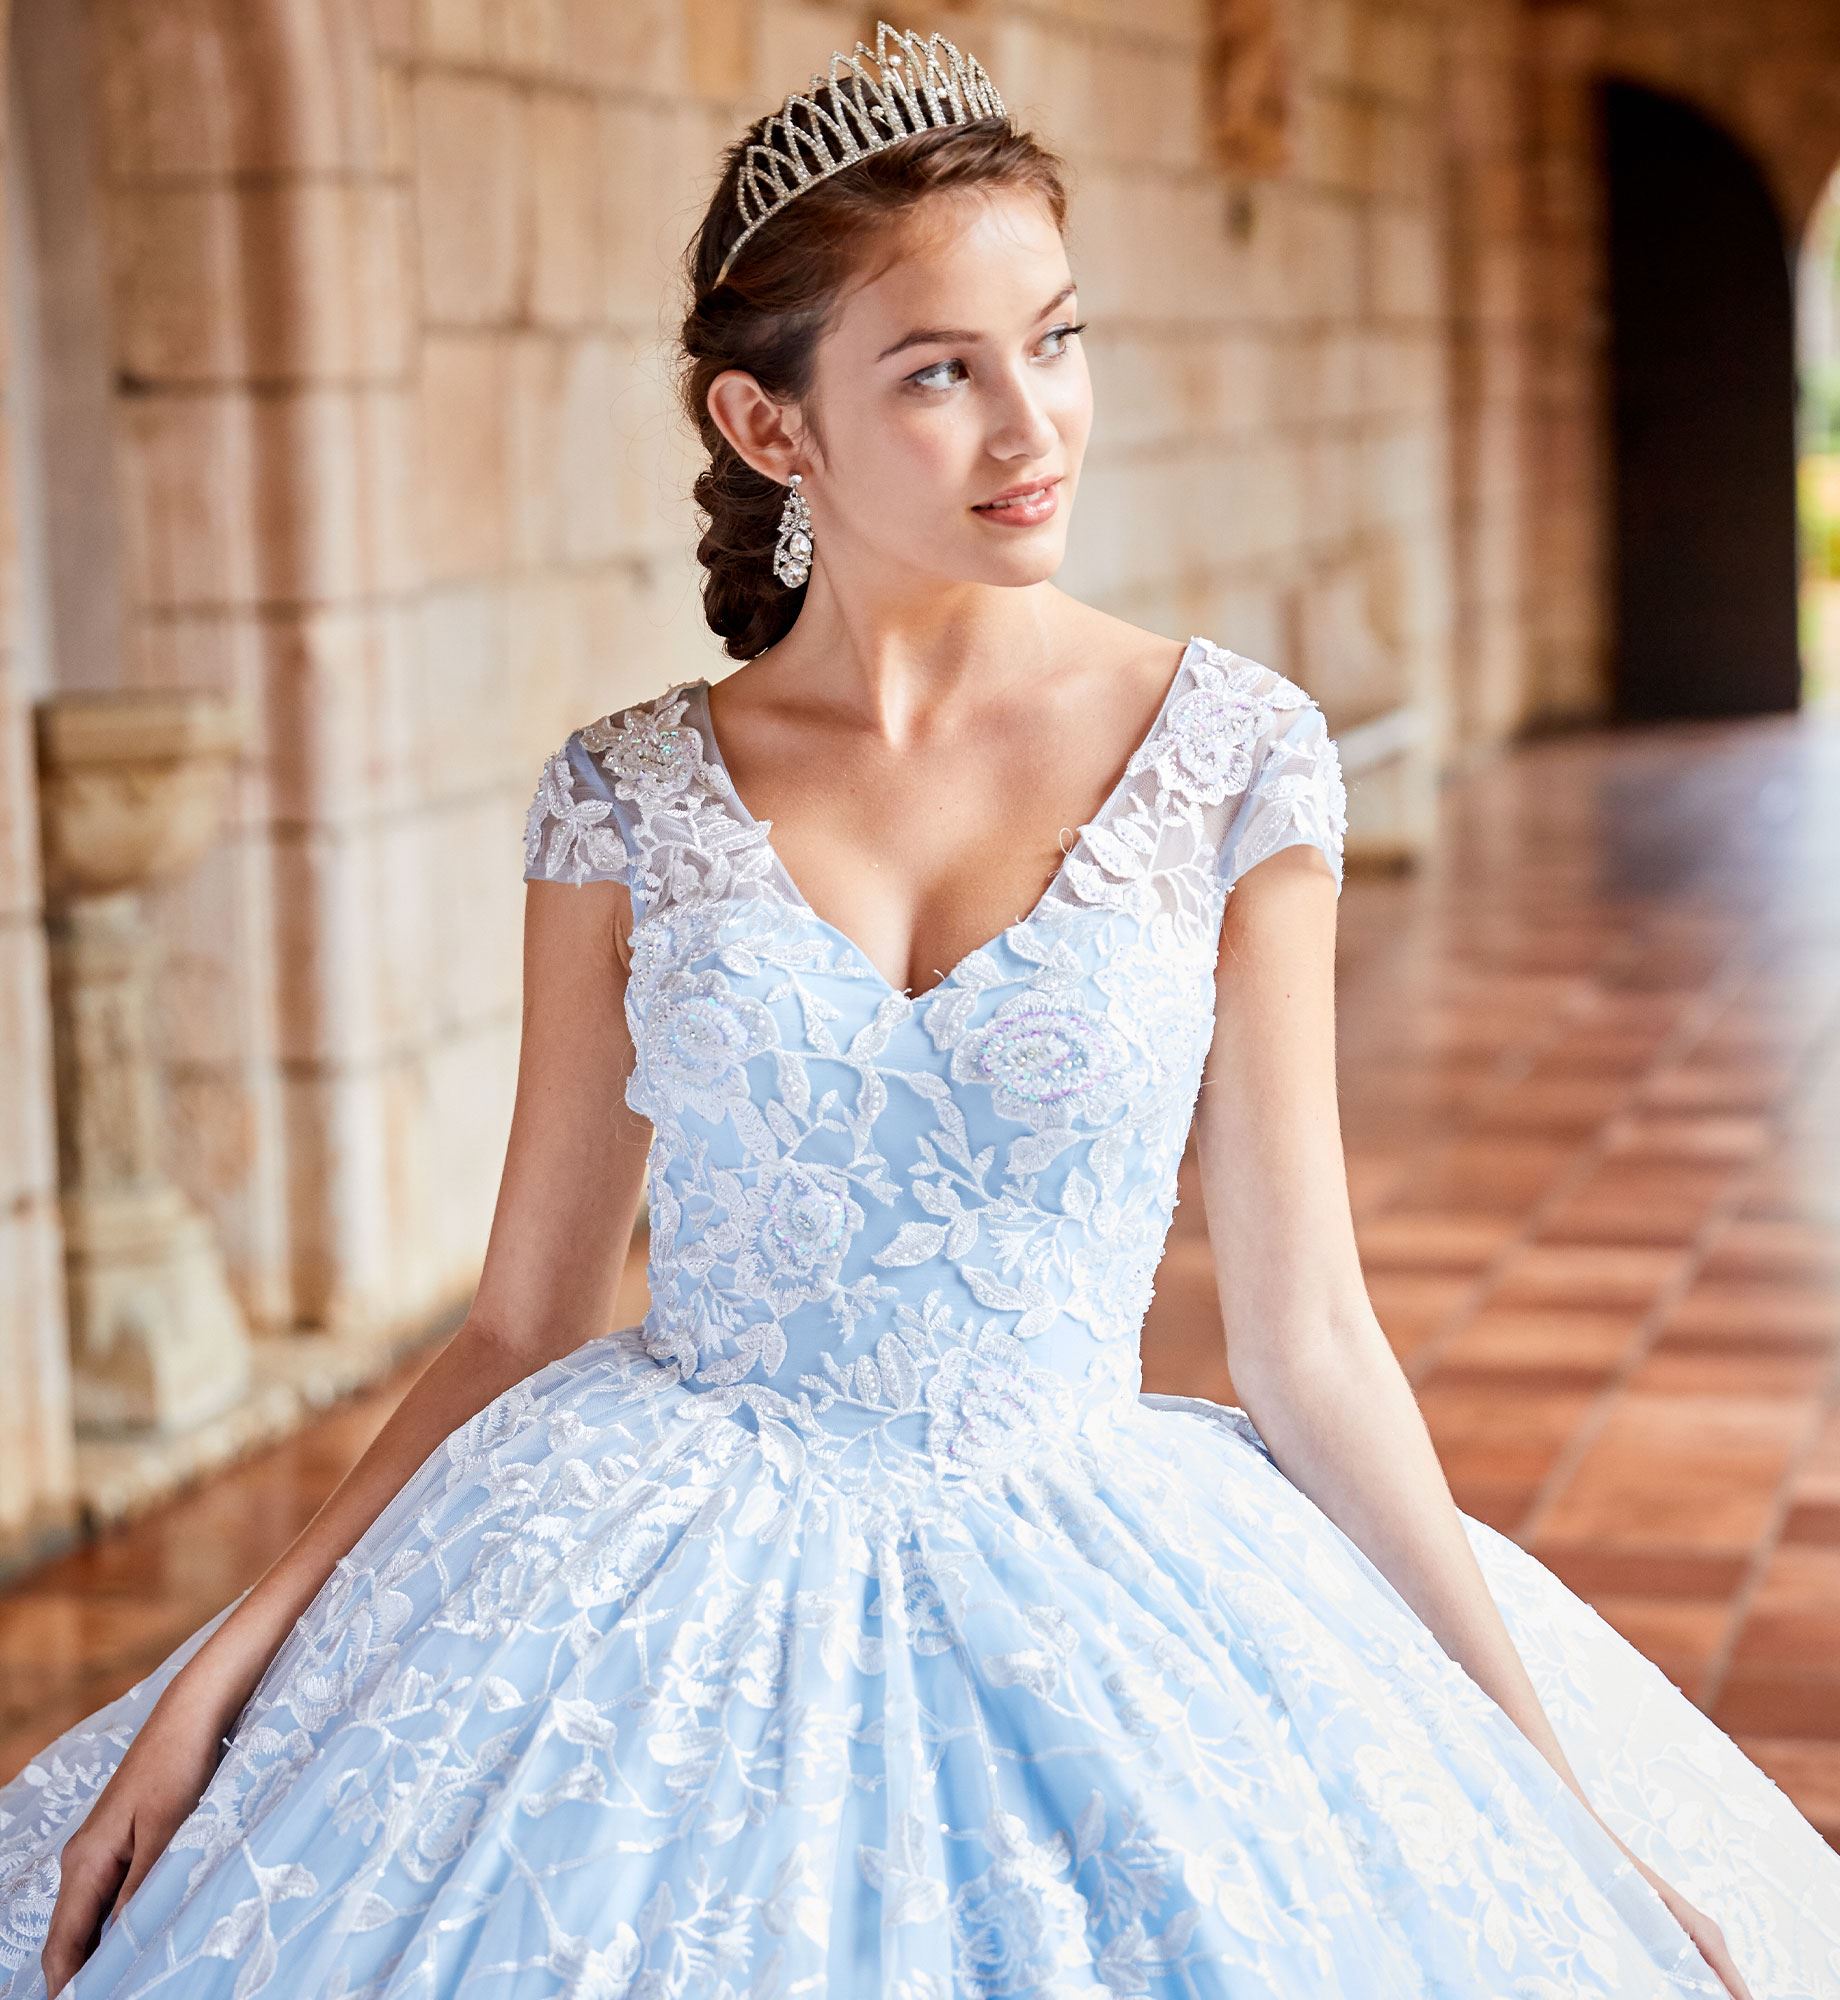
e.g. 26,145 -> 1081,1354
1800,451 -> 1840,710
1801,359 -> 1840,456
1798,452 -> 1840,581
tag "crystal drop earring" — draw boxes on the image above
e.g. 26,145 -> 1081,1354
773,472 -> 812,588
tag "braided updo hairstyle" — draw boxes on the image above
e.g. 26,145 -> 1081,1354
676,109 -> 1072,660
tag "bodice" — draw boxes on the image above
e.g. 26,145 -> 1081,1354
523,635 -> 1346,1489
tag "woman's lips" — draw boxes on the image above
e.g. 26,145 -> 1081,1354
972,479 -> 1060,525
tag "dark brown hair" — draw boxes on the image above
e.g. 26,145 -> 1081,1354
676,106 -> 1072,660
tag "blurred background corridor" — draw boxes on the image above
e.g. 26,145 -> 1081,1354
2,0 -> 1838,1848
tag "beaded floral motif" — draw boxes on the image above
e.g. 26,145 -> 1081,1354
923,1327 -> 1078,1473
947,989 -> 1142,1129
1152,658 -> 1308,806
523,747 -> 626,884
580,693 -> 711,805
632,966 -> 779,1134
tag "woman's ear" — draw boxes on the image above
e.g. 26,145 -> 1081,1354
706,369 -> 802,485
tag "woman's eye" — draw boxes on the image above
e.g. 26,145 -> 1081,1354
909,357 -> 965,391
908,321 -> 1087,392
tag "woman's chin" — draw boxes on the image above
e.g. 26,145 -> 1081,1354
958,526 -> 1070,581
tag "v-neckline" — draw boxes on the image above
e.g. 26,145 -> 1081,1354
691,636 -> 1202,1007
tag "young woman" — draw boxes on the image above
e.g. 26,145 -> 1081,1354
5,20 -> 1836,1999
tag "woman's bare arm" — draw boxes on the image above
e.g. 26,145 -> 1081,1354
41,875 -> 649,1991
198,874 -> 653,1703
1194,844 -> 1752,1995
1194,844 -> 1597,1803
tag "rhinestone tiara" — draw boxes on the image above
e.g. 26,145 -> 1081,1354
714,19 -> 1008,290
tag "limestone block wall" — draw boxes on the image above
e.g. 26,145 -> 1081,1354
1035,0 -> 1472,795
1441,5 -> 1541,751
0,8 -> 78,1566
0,454 -> 76,1569
1517,2 -> 1615,727
93,0 -> 411,1345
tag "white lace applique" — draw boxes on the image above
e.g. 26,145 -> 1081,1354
523,745 -> 628,885
520,637 -> 1351,1468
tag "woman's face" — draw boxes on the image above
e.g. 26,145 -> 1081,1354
786,190 -> 1091,598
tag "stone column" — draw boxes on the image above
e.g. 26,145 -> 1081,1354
35,690 -> 251,1434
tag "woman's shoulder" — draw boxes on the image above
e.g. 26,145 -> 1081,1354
525,677 -> 704,889
1183,643 -> 1346,894
562,674 -> 707,759
1185,633 -> 1323,721
1075,611 -> 1323,730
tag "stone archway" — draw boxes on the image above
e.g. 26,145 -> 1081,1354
1600,75 -> 1802,720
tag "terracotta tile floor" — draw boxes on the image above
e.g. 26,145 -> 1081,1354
5,707 -> 1839,1849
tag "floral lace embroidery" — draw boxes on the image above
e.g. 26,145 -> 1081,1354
511,639 -> 1345,1495
523,746 -> 630,887
5,637 -> 1817,2000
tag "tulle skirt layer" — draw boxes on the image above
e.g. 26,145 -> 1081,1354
2,1326 -> 1837,1999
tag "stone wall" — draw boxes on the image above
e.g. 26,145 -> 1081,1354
0,0 -> 78,1569
1,0 -> 1834,1565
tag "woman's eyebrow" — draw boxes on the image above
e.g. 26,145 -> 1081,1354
876,282 -> 1078,362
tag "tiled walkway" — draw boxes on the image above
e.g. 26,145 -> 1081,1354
5,707 -> 1839,1846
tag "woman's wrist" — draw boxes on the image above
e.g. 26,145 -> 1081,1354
1587,1809 -> 1649,1880
1546,1759 -> 1645,1876
168,1587 -> 307,1730
160,1643 -> 265,1736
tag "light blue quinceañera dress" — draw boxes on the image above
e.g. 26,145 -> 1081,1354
3,635 -> 1839,1999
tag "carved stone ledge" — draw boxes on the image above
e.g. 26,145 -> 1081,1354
35,690 -> 242,899
70,1315 -> 461,1534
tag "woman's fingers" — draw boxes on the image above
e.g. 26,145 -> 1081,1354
107,1813 -> 172,1926
1693,1912 -> 1754,2000
1672,1891 -> 1751,2000
40,1821 -> 131,1995
1616,1835 -> 1753,2000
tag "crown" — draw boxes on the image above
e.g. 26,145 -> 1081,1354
714,19 -> 1008,290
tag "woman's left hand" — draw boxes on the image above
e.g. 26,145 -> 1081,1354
1599,1824 -> 1754,1999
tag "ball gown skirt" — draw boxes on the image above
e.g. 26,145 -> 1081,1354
3,639 -> 1837,1999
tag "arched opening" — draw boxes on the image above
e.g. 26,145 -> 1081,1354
1795,161 -> 1840,712
1600,77 -> 1802,721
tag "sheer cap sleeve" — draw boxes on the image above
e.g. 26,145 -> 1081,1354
1214,666 -> 1348,896
523,728 -> 637,896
